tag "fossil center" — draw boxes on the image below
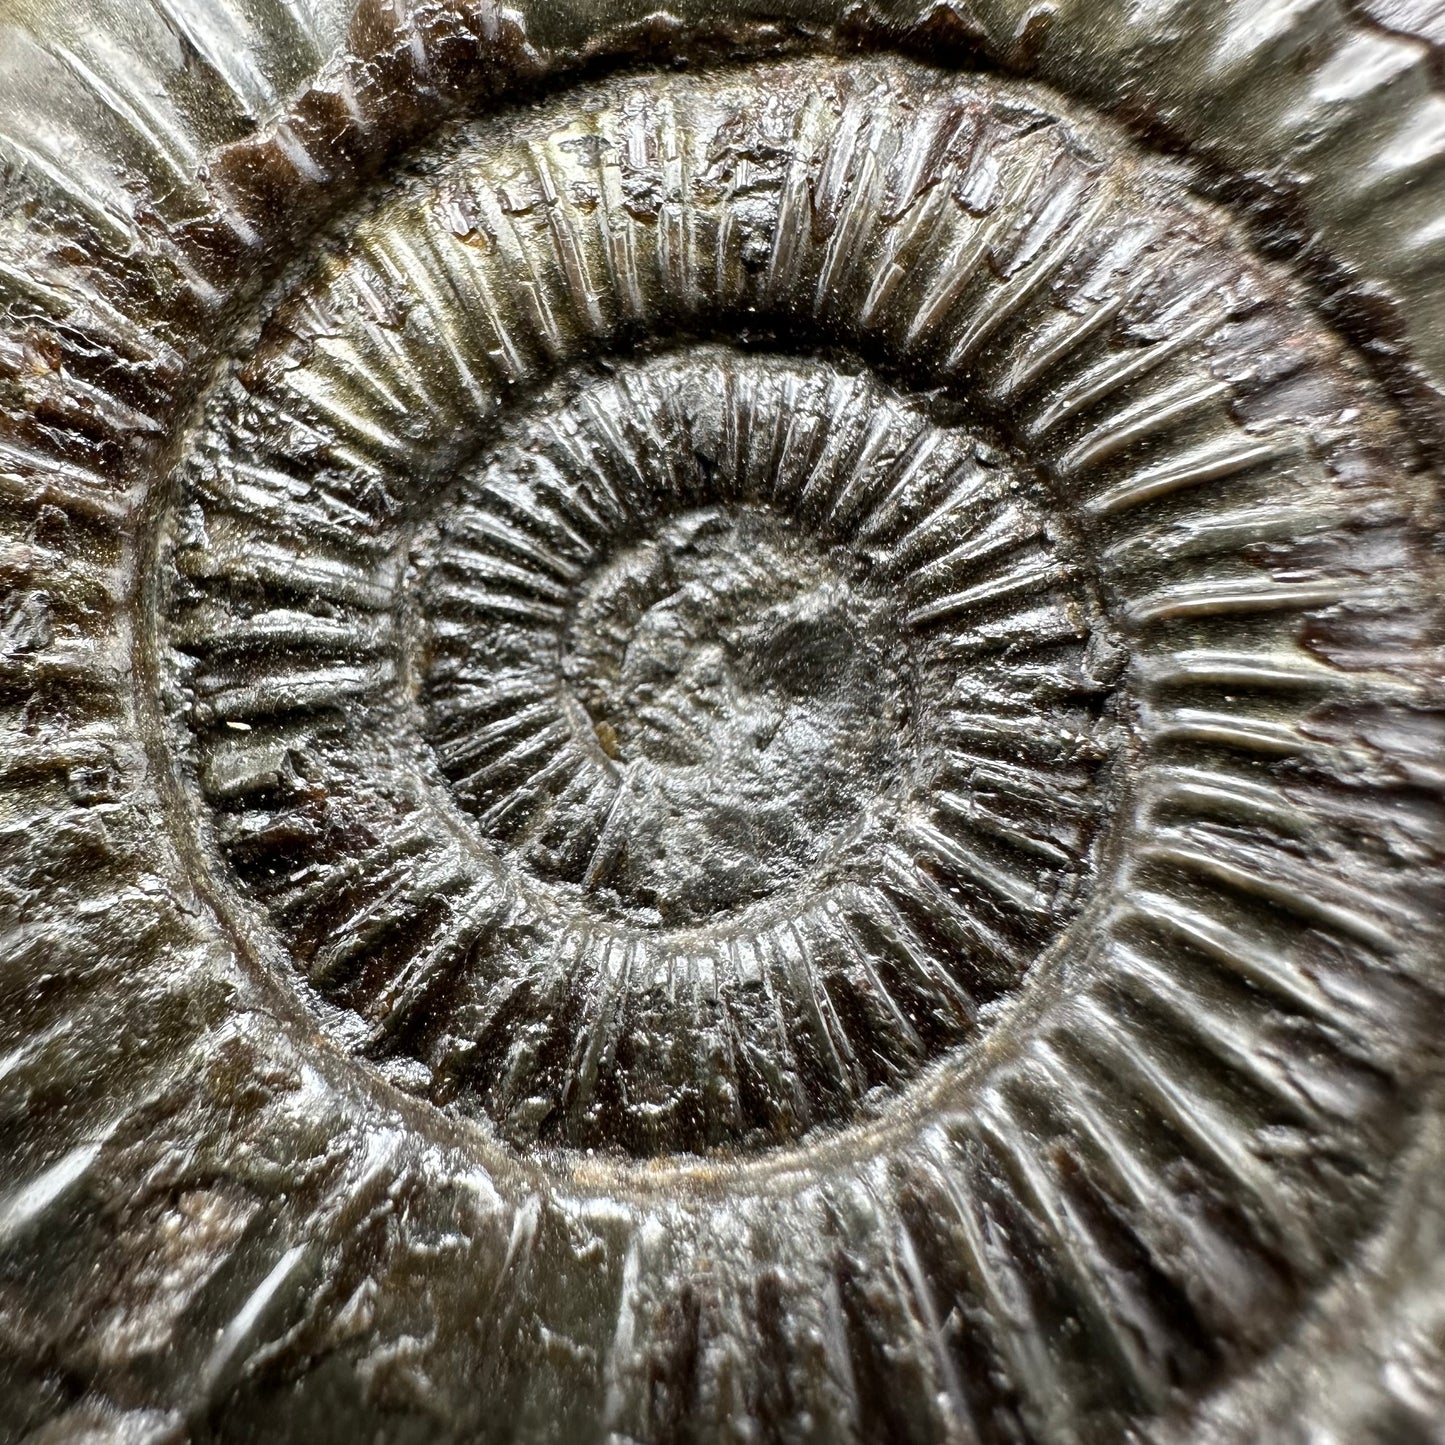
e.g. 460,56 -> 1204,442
547,504 -> 907,922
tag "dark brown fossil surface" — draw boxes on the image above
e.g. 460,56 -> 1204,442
0,3 -> 1442,1443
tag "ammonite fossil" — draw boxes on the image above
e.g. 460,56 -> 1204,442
1,2 -> 1443,1441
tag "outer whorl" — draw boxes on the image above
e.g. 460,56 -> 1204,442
0,6 -> 1441,1445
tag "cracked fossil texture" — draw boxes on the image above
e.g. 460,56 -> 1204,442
0,4 -> 1442,1445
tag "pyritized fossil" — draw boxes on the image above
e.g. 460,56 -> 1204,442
0,4 -> 1442,1444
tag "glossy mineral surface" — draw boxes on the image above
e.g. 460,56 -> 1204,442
0,4 -> 1442,1444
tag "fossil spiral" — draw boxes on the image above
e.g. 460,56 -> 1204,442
0,3 -> 1442,1443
